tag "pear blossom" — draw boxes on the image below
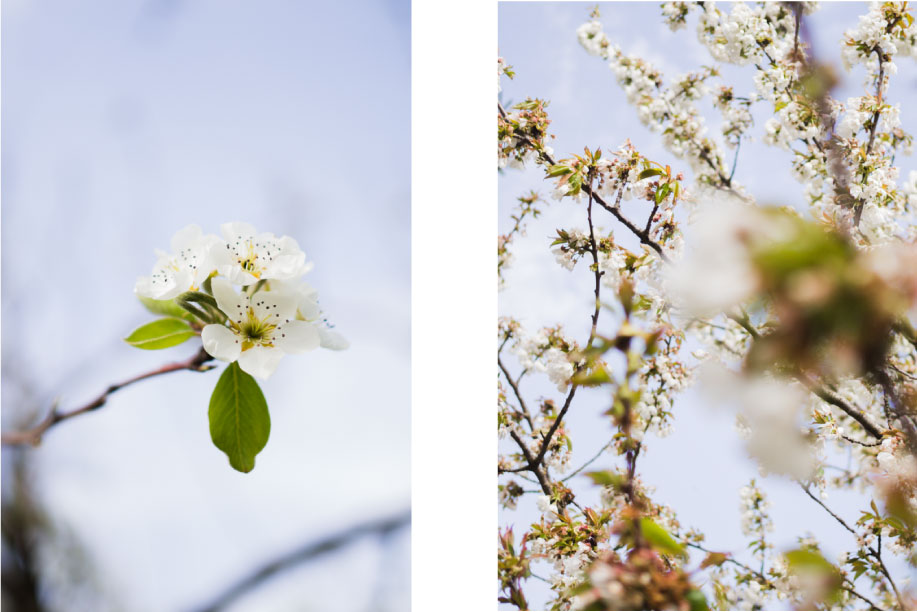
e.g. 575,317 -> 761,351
201,277 -> 320,379
215,222 -> 313,285
135,224 -> 221,300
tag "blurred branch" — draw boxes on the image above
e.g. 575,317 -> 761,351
1,455 -> 45,612
190,509 -> 410,612
1,348 -> 214,446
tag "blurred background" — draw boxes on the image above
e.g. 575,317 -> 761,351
2,1 -> 410,610
499,2 -> 917,608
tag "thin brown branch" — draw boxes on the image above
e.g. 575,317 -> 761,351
562,440 -> 613,482
804,380 -> 884,440
1,347 -> 214,446
509,430 -> 551,496
585,170 -> 604,347
856,48 -> 887,226
499,355 -> 534,430
529,174 -> 612,474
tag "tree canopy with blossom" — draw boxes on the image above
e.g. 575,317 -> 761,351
498,3 -> 917,610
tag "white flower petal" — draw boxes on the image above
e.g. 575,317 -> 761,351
299,297 -> 321,321
250,290 -> 298,323
218,265 -> 258,286
319,327 -> 349,351
170,224 -> 203,253
202,324 -> 241,362
221,222 -> 257,240
238,346 -> 283,380
210,277 -> 247,324
275,320 -> 320,353
265,253 -> 307,279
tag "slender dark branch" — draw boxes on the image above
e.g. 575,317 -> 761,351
585,170 -> 603,347
865,51 -> 886,159
872,532 -> 904,609
799,484 -> 856,535
685,541 -> 772,583
698,149 -> 732,188
644,202 -> 659,236
803,379 -> 884,440
839,433 -> 882,448
890,363 -> 917,381
529,175 -> 613,474
509,430 -> 551,495
800,483 -> 903,608
190,509 -> 410,612
498,465 -> 533,474
2,347 -> 214,446
562,440 -> 613,482
499,355 -> 534,430
728,138 -> 741,182
756,40 -> 776,66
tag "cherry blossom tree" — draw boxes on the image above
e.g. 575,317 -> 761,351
498,3 -> 917,609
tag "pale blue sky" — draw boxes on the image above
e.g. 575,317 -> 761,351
499,2 -> 917,608
2,1 -> 410,610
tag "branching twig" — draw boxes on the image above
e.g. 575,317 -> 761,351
2,347 -> 215,446
498,102 -> 671,263
562,440 -> 613,482
499,355 -> 534,430
800,484 -> 904,609
530,175 -> 611,474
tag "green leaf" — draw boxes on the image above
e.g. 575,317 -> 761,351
655,182 -> 671,204
639,518 -> 686,558
637,168 -> 665,180
547,164 -> 573,177
685,589 -> 709,611
585,471 -> 625,488
785,549 -> 834,572
138,295 -> 196,321
208,362 -> 271,473
572,366 -> 612,386
124,318 -> 195,350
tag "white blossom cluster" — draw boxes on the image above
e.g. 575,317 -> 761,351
877,433 -> 917,482
842,1 -> 917,77
576,20 -> 731,186
530,527 -> 594,593
512,325 -> 577,392
661,1 -> 691,32
738,480 -> 774,562
135,223 -> 346,379
697,2 -> 796,66
713,87 -> 755,148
